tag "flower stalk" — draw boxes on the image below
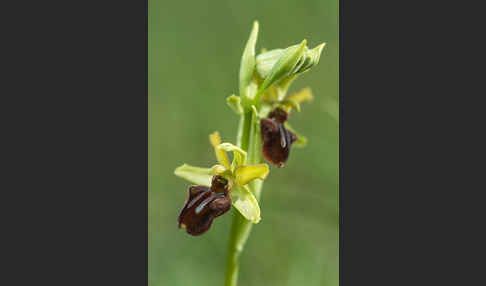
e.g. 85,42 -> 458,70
224,108 -> 264,286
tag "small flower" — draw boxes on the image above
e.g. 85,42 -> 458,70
175,131 -> 269,235
178,175 -> 232,236
260,108 -> 298,167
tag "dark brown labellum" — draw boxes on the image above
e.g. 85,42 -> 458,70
178,175 -> 231,236
260,108 -> 298,167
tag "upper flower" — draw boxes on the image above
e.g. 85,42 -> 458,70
260,108 -> 298,167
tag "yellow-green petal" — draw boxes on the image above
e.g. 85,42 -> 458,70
216,142 -> 247,171
209,131 -> 231,169
234,164 -> 269,186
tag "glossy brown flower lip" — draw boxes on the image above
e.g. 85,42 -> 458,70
178,176 -> 232,236
260,108 -> 297,167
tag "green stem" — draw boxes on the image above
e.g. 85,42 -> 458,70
224,209 -> 254,286
224,110 -> 263,286
236,111 -> 252,151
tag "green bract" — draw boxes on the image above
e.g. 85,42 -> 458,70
239,21 -> 259,107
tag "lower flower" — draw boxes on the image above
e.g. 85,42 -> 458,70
178,175 -> 232,236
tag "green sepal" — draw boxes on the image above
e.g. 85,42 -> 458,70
174,164 -> 213,186
230,185 -> 261,223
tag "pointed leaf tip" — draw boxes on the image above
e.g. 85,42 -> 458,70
239,21 -> 259,101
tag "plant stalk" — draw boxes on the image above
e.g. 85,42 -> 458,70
224,110 -> 263,286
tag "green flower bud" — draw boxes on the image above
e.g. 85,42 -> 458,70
255,42 -> 325,100
258,40 -> 307,94
255,48 -> 285,79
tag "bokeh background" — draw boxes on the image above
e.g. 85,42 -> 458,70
149,1 -> 338,285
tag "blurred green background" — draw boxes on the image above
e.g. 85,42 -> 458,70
149,1 -> 338,285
